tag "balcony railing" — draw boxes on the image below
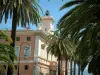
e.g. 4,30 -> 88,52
34,56 -> 57,67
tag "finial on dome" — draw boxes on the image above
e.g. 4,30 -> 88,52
45,10 -> 50,16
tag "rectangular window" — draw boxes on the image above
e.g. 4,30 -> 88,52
24,65 -> 29,70
52,55 -> 56,61
26,37 -> 31,41
41,49 -> 45,58
24,46 -> 31,57
41,44 -> 45,58
16,37 -> 20,41
15,46 -> 20,57
41,44 -> 45,50
48,53 -> 51,61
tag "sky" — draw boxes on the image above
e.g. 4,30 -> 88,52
0,0 -> 72,30
0,0 -> 91,74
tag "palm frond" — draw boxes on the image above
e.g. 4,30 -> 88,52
60,0 -> 83,10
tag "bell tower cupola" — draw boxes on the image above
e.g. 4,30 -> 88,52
38,10 -> 54,35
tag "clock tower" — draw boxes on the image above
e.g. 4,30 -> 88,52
38,10 -> 54,35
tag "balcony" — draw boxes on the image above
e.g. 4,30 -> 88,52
34,56 -> 57,67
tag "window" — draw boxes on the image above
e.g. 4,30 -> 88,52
24,65 -> 29,70
52,55 -> 56,61
41,44 -> 45,58
26,37 -> 31,41
48,53 -> 51,61
24,46 -> 31,57
15,46 -> 20,57
41,44 -> 45,50
14,65 -> 17,70
16,37 -> 20,41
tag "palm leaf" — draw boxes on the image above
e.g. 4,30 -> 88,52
60,0 -> 83,10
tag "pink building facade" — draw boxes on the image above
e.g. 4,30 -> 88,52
0,11 -> 71,75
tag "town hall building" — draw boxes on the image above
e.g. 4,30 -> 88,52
0,11 -> 71,75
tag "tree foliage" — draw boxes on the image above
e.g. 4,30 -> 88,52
47,31 -> 76,75
0,1 -> 41,74
0,30 -> 16,74
58,0 -> 100,74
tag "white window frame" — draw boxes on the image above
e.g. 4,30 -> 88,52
24,46 -> 31,57
15,46 -> 20,57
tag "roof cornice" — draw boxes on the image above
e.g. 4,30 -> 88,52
6,30 -> 49,42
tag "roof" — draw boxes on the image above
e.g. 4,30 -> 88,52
6,30 -> 49,42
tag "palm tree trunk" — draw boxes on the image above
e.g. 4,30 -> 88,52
81,70 -> 83,75
70,60 -> 72,75
65,58 -> 68,75
7,7 -> 17,75
58,58 -> 61,75
61,60 -> 62,75
73,61 -> 76,75
78,64 -> 80,75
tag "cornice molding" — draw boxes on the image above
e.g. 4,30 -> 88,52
7,30 -> 49,42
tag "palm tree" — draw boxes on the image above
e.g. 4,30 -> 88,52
0,44 -> 16,73
47,31 -> 75,75
73,61 -> 76,75
69,47 -> 77,75
47,34 -> 61,75
0,30 -> 12,42
70,60 -> 72,75
0,0 -> 40,47
0,30 -> 16,74
0,0 -> 40,75
58,0 -> 100,74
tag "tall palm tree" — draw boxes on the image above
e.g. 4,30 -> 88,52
70,60 -> 72,75
47,31 -> 75,75
0,44 -> 16,73
0,30 -> 16,74
73,61 -> 76,75
0,0 -> 40,75
0,0 -> 40,47
58,0 -> 100,74
47,34 -> 62,75
70,46 -> 77,75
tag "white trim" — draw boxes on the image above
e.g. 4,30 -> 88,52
14,60 -> 34,63
15,46 -> 20,49
34,36 -> 40,57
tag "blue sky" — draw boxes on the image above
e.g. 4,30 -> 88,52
0,0 -> 72,30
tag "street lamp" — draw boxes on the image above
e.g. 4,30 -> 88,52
17,42 -> 30,75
